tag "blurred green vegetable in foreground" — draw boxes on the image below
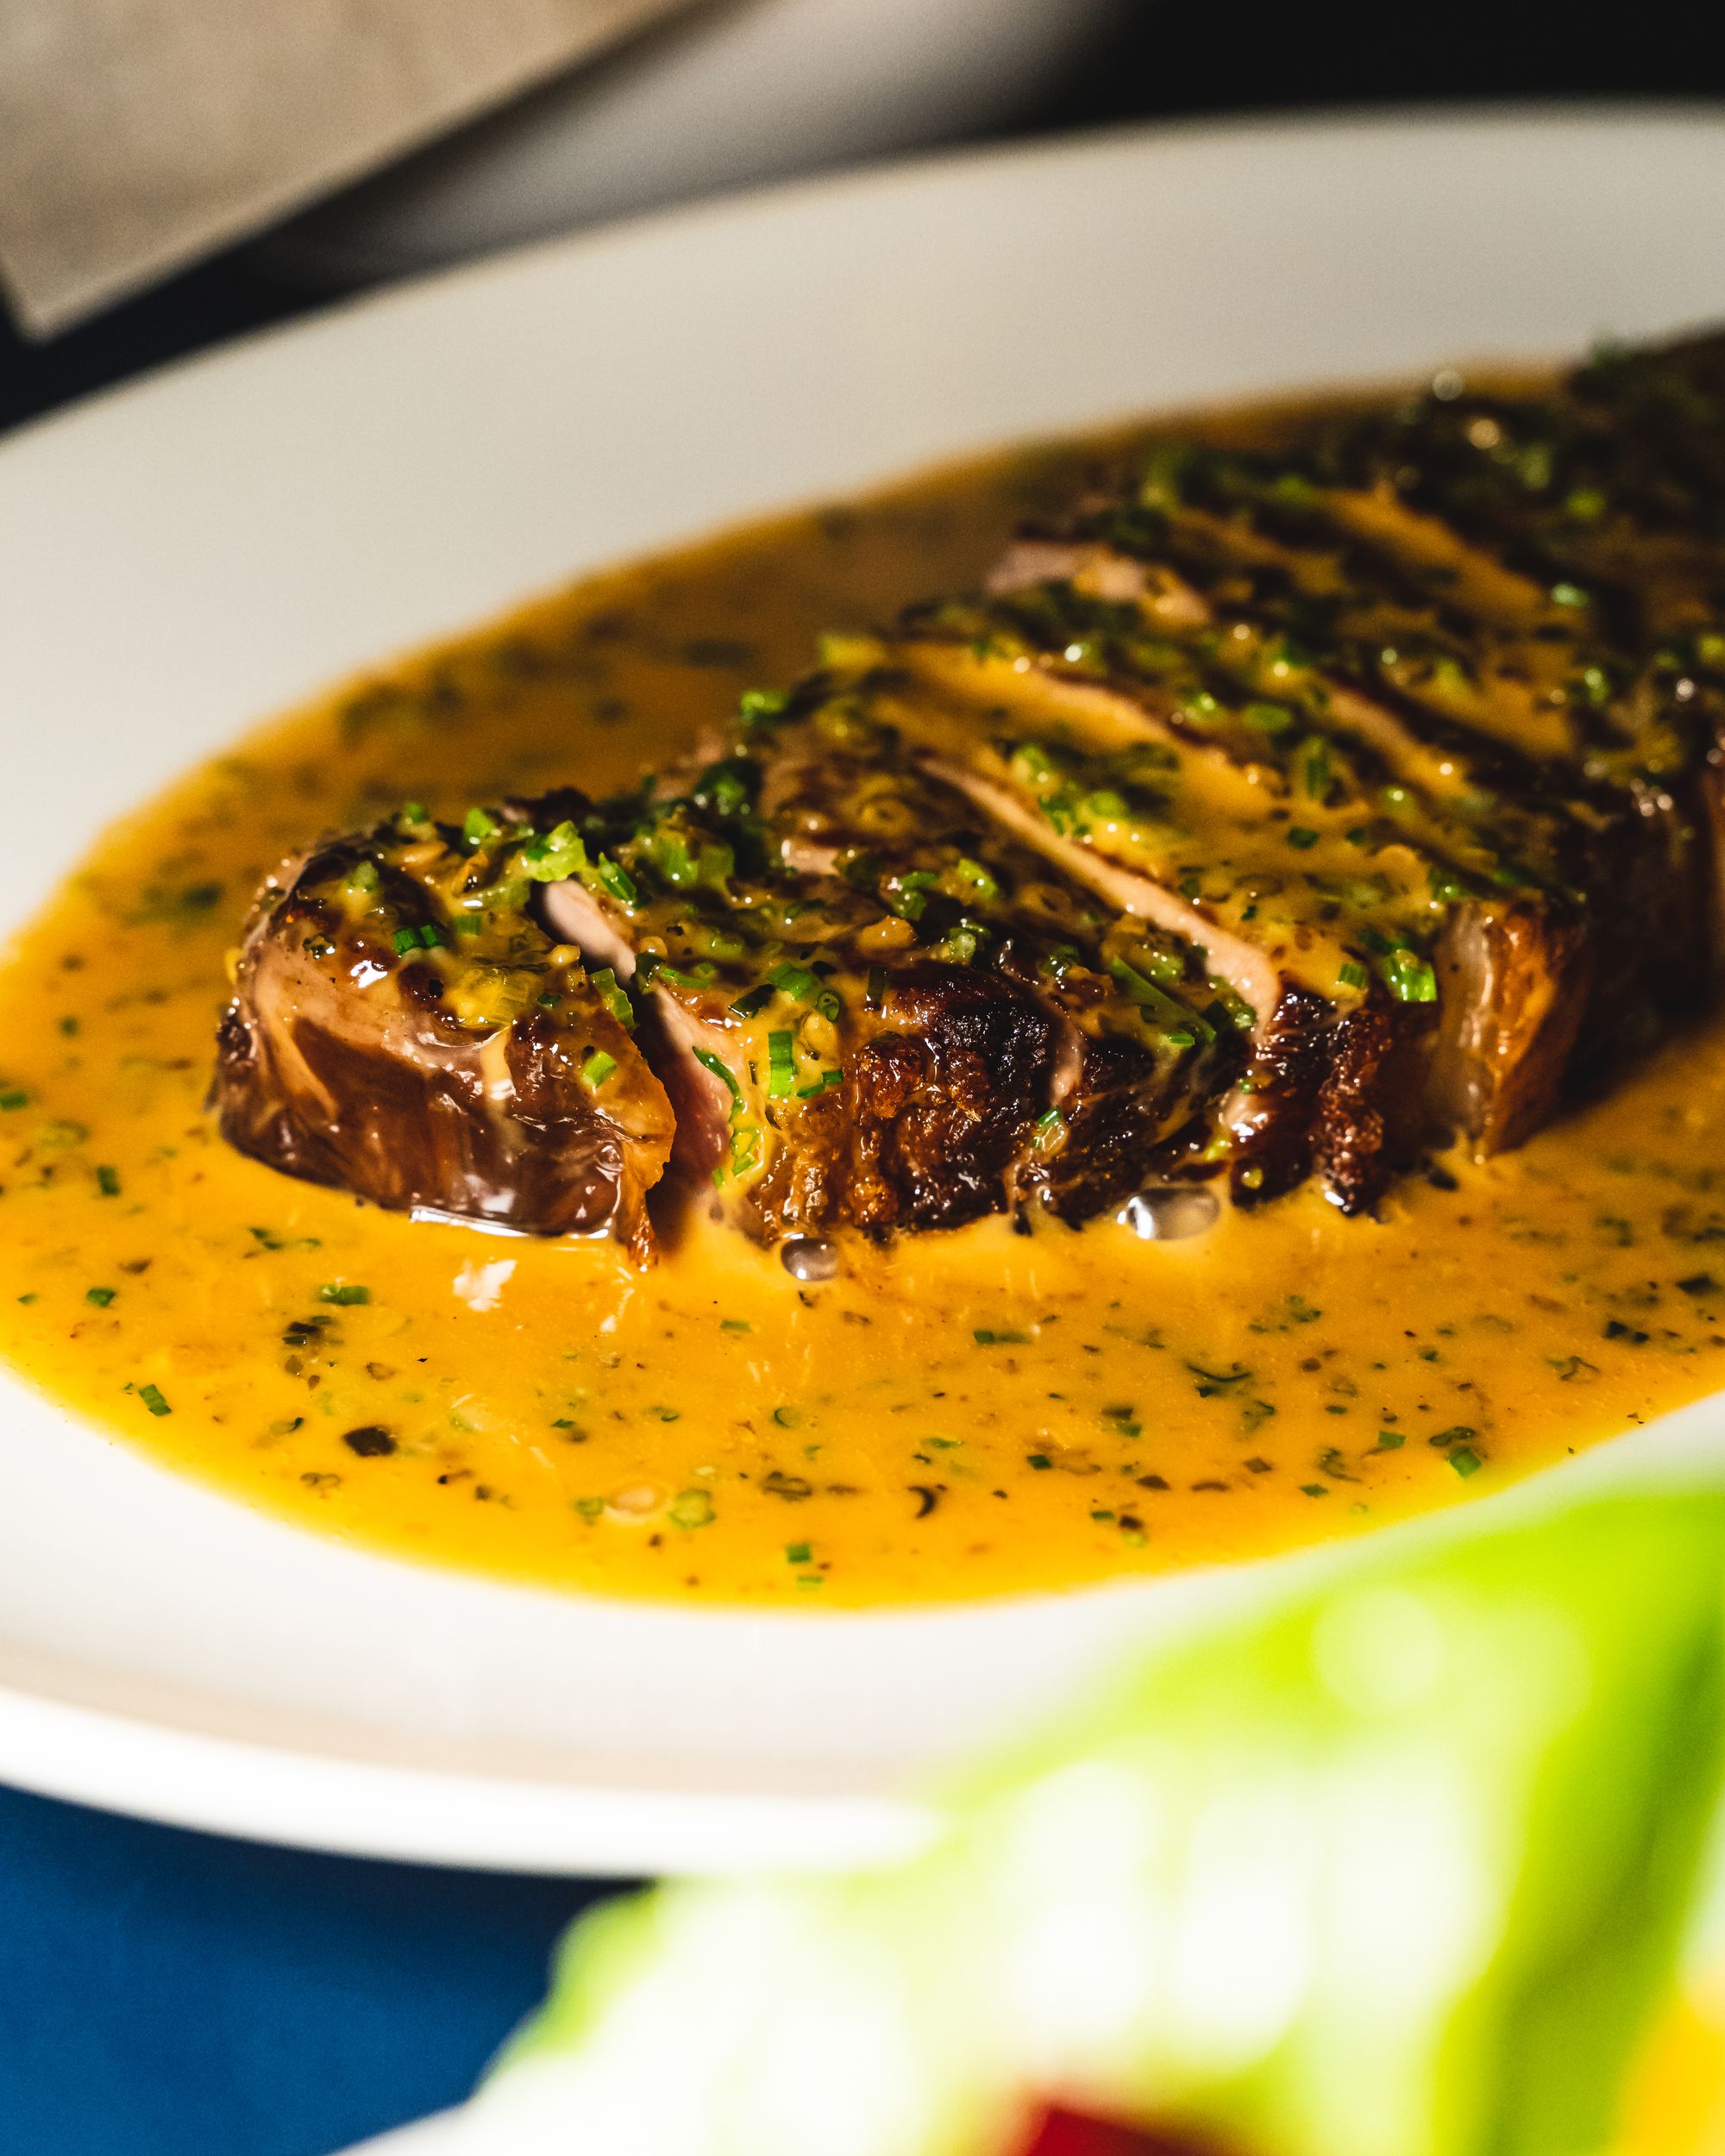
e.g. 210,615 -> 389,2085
456,1487 -> 1725,2156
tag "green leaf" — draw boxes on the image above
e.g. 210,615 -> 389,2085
492,1487 -> 1725,2156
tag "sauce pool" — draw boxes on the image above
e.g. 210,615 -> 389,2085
3,411 -> 1725,1608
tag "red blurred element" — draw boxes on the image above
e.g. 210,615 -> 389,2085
1020,2107 -> 1224,2156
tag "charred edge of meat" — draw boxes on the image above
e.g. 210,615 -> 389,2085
211,821 -> 675,1259
748,963 -> 1061,1235
1220,987 -> 1331,1208
1018,1030 -> 1240,1225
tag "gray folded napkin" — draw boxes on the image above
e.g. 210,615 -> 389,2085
0,0 -> 691,335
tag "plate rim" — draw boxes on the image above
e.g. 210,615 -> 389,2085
6,98 -> 1725,1874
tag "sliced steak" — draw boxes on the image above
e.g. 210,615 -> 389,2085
216,330 -> 1725,1251
537,729 -> 1239,1237
213,810 -> 676,1260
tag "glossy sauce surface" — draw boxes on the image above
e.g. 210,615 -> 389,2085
4,411 -> 1725,1608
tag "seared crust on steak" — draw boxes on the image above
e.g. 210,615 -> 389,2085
213,817 -> 675,1260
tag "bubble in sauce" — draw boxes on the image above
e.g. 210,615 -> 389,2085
781,1237 -> 840,1282
1117,1186 -> 1220,1242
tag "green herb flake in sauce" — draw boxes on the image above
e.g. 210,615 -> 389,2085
667,1490 -> 715,1530
318,1282 -> 371,1306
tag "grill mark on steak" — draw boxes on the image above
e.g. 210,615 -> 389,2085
543,727 -> 1239,1236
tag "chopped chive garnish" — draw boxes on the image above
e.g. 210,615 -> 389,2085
667,1489 -> 715,1530
1026,1454 -> 1051,1470
1285,826 -> 1320,849
767,1030 -> 797,1097
581,1050 -> 618,1089
1110,959 -> 1214,1044
0,1088 -> 28,1111
693,1048 -> 740,1100
593,969 -> 637,1029
1301,1483 -> 1329,1497
719,1318 -> 751,1334
729,982 -> 775,1019
418,921 -> 445,949
318,1282 -> 371,1306
85,1287 -> 116,1307
1448,1445 -> 1483,1477
1301,739 -> 1333,799
398,802 -> 428,824
1380,948 -> 1439,1004
96,1165 -> 121,1197
768,962 -> 817,1002
1339,961 -> 1369,990
522,821 -> 586,883
392,928 -> 419,955
950,856 -> 1000,904
463,806 -> 500,845
1243,701 -> 1293,735
974,1328 -> 1032,1345
593,855 -> 637,906
865,968 -> 887,1010
138,1383 -> 171,1417
1376,1428 -> 1405,1449
1550,582 -> 1589,608
785,1540 -> 812,1564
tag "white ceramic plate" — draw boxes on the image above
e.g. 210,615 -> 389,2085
5,106 -> 1725,1877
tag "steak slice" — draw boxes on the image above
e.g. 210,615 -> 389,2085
213,809 -> 676,1261
883,376 -> 1724,1179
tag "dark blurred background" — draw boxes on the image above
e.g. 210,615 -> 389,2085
3,4 -> 1722,436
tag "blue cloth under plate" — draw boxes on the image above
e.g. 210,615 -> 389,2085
0,1782 -> 625,2156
